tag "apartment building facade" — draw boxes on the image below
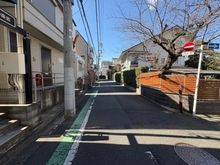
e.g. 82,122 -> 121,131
0,0 -> 90,129
0,0 -> 84,101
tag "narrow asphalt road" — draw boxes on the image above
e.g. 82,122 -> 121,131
6,80 -> 220,165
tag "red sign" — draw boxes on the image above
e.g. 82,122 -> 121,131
183,42 -> 195,52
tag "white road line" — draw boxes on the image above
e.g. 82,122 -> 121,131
63,99 -> 94,165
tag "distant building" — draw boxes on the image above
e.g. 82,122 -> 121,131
119,26 -> 191,71
112,58 -> 121,65
75,30 -> 95,83
100,61 -> 112,76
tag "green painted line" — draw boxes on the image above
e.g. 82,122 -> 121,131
47,90 -> 97,165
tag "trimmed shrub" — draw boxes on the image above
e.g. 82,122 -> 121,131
99,75 -> 106,79
114,72 -> 121,83
135,66 -> 149,87
123,69 -> 136,87
123,66 -> 149,88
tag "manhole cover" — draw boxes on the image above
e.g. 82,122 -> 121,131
174,143 -> 220,165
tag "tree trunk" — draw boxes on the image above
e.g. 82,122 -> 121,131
160,55 -> 178,70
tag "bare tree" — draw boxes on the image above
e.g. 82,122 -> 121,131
114,0 -> 220,70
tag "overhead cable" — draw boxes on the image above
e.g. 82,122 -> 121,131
76,0 -> 91,45
78,0 -> 97,58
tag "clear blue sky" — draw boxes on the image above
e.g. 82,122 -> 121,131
72,0 -> 131,63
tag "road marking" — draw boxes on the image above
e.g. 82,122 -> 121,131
46,90 -> 97,165
144,151 -> 159,164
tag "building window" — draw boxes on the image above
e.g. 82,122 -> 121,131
31,0 -> 56,24
9,31 -> 17,52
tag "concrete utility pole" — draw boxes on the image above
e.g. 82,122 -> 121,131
63,0 -> 76,117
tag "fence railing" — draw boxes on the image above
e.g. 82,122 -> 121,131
32,72 -> 64,102
0,72 -> 87,103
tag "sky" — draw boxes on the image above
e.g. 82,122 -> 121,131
72,0 -> 131,63
72,0 -> 220,64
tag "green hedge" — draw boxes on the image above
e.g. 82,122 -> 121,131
123,69 -> 136,87
99,75 -> 106,79
114,66 -> 148,88
123,66 -> 149,88
135,66 -> 149,87
114,72 -> 121,83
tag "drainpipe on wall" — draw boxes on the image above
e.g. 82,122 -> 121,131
16,0 -> 26,104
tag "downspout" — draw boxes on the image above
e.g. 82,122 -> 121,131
16,0 -> 26,104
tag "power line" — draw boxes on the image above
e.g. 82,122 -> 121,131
76,0 -> 91,45
78,0 -> 97,58
73,0 -> 93,16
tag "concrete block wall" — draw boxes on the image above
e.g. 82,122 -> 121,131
197,100 -> 220,114
36,86 -> 64,111
0,86 -> 64,130
0,102 -> 41,130
141,85 -> 220,114
141,85 -> 189,111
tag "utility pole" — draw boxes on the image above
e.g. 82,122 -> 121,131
97,42 -> 102,78
63,0 -> 75,117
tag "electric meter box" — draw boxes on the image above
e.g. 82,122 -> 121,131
0,52 -> 25,74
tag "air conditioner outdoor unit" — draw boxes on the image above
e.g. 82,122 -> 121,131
0,52 -> 25,74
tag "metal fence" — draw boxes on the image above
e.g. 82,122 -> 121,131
32,72 -> 64,102
0,72 -> 64,104
0,72 -> 91,104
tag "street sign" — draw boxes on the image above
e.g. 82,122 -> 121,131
183,42 -> 195,52
208,43 -> 219,49
182,51 -> 194,56
0,8 -> 16,27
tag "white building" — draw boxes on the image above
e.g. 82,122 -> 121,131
112,58 -> 121,65
119,26 -> 190,71
100,61 -> 112,76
